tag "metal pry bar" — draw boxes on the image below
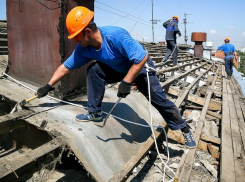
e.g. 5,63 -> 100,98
102,97 -> 122,127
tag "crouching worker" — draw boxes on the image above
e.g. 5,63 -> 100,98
36,6 -> 196,148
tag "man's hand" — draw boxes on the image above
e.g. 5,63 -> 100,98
36,84 -> 55,98
178,33 -> 181,36
117,80 -> 131,98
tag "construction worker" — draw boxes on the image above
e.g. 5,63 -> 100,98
36,7 -> 196,148
163,15 -> 181,66
217,37 -> 237,80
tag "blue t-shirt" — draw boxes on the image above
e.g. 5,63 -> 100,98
63,26 -> 147,73
218,43 -> 235,59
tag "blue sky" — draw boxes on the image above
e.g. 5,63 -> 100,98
1,0 -> 244,49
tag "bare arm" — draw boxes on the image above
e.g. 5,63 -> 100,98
123,54 -> 148,83
233,51 -> 237,61
48,64 -> 70,86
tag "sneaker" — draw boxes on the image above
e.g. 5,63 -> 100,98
182,131 -> 196,148
75,111 -> 102,122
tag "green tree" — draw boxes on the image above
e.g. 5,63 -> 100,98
237,50 -> 245,76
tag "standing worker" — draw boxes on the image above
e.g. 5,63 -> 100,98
217,37 -> 237,80
163,15 -> 181,66
36,7 -> 196,148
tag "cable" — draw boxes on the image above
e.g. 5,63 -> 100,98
95,6 -> 163,31
96,0 -> 163,29
145,62 -> 175,181
2,72 -> 176,178
130,0 -> 150,33
155,0 -> 191,38
110,0 -> 147,26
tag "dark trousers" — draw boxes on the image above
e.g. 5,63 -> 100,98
86,57 -> 186,130
164,40 -> 178,66
225,57 -> 233,77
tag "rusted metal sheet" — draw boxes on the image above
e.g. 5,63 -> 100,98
191,32 -> 207,42
7,0 -> 94,95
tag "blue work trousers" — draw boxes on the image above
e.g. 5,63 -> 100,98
86,57 -> 186,130
164,40 -> 178,66
225,57 -> 233,77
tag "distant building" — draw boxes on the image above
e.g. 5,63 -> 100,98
212,51 -> 240,68
238,47 -> 245,53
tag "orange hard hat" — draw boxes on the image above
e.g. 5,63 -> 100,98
66,6 -> 94,39
172,15 -> 179,22
224,37 -> 230,42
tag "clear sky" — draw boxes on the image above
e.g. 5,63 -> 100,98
0,0 -> 244,49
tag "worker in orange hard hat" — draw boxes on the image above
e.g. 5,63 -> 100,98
162,15 -> 181,66
217,37 -> 237,80
172,15 -> 179,22
36,6 -> 196,148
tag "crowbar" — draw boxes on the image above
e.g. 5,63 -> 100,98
102,97 -> 122,127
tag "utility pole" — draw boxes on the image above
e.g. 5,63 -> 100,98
183,13 -> 193,44
150,0 -> 160,42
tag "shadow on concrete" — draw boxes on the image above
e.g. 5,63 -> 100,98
96,102 -> 153,144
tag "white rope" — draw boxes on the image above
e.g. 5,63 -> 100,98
3,71 -> 176,179
145,62 -> 174,182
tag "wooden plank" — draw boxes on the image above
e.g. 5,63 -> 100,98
198,140 -> 219,153
227,81 -> 245,181
168,87 -> 222,111
231,77 -> 245,119
206,110 -> 222,119
200,135 -> 220,145
0,138 -> 62,181
155,59 -> 200,69
109,123 -> 167,182
175,64 -> 212,107
167,130 -> 219,152
220,65 -> 236,182
172,62 -> 214,181
0,110 -> 33,134
176,72 -> 218,182
230,78 -> 245,153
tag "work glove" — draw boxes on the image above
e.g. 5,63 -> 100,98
36,84 -> 54,98
117,80 -> 131,98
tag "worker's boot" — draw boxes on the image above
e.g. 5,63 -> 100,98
75,111 -> 102,122
182,131 -> 196,148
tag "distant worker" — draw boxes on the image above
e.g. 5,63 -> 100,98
36,7 -> 196,148
163,15 -> 181,66
217,37 -> 237,80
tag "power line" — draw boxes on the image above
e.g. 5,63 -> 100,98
130,0 -> 150,33
155,0 -> 191,37
110,0 -> 148,25
95,0 -> 163,29
95,6 -> 164,31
